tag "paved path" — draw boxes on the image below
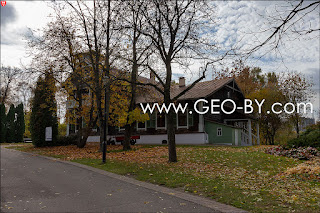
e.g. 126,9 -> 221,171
1,146 -> 246,212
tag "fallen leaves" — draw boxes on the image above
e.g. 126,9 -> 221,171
13,143 -> 320,211
285,158 -> 320,175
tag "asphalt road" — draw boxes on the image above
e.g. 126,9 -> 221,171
0,147 -> 225,212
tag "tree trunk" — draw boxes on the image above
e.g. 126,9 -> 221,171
77,116 -> 83,147
123,124 -> 133,151
164,61 -> 177,162
78,130 -> 88,148
123,21 -> 138,151
167,109 -> 177,162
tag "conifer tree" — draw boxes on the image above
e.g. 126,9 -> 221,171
15,103 -> 25,142
6,104 -> 15,143
30,71 -> 58,147
0,103 -> 6,143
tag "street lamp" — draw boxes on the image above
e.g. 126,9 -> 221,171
102,75 -> 109,163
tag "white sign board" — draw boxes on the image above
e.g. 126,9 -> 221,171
45,127 -> 52,141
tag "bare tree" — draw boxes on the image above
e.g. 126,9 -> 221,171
115,1 -> 153,151
135,0 -> 228,162
29,0 -> 124,148
249,0 -> 319,54
0,65 -> 23,105
281,72 -> 313,137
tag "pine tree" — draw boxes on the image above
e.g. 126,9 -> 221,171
0,103 -> 6,143
14,103 -> 25,142
6,104 -> 15,143
30,71 -> 58,147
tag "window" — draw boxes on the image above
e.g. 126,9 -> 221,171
217,127 -> 222,136
157,112 -> 166,129
177,111 -> 188,128
146,112 -> 156,128
188,110 -> 194,127
227,91 -> 230,98
137,121 -> 146,130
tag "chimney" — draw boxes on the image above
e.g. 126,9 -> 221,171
179,77 -> 185,87
150,71 -> 155,84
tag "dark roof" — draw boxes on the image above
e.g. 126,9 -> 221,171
171,77 -> 233,100
136,77 -> 236,103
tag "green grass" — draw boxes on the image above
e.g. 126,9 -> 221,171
3,143 -> 32,151
73,146 -> 319,213
1,142 -> 26,146
7,144 -> 319,212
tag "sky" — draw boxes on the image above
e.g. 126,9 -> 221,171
1,1 -> 319,120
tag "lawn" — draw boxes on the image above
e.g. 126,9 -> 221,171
6,143 -> 320,212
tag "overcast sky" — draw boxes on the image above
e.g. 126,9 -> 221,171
1,1 -> 319,119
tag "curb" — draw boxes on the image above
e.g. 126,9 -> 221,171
4,147 -> 248,213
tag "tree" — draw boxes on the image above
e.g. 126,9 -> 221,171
0,103 -> 6,143
115,1 -> 153,151
137,0 -> 226,162
62,54 -> 99,148
281,72 -> 313,137
0,65 -> 22,105
43,0 -> 124,149
248,72 -> 285,145
64,0 -> 117,149
24,110 -> 31,138
30,71 -> 58,147
249,0 -> 319,54
5,104 -> 15,143
218,60 -> 265,97
14,103 -> 25,143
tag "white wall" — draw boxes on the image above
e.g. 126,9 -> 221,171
86,133 -> 208,145
137,133 -> 208,145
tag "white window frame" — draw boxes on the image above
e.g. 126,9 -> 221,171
137,121 -> 147,131
217,127 -> 222,136
177,108 -> 188,129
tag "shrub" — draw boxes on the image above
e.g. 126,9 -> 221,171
55,135 -> 77,146
287,124 -> 320,148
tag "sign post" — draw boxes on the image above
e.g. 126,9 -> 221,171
45,127 -> 52,142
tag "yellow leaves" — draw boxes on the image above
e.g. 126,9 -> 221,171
128,108 -> 149,124
115,108 -> 150,127
40,103 -> 48,109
